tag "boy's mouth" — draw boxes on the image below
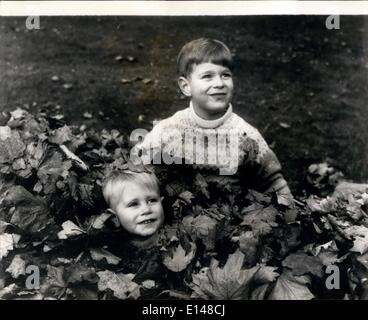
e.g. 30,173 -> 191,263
210,92 -> 227,96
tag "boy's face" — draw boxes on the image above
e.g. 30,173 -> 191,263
114,181 -> 164,237
179,62 -> 233,120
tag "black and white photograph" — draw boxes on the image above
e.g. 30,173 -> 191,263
1,1 -> 368,303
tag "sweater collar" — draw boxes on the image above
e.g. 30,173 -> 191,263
189,101 -> 233,129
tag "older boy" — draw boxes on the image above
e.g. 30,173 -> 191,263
136,38 -> 292,199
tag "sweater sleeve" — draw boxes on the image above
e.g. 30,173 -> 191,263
239,129 -> 293,198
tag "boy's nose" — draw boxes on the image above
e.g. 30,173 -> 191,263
213,75 -> 225,87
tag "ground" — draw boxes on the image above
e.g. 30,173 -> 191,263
1,15 -> 368,194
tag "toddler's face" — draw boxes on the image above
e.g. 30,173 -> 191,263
114,181 -> 164,237
182,62 -> 233,120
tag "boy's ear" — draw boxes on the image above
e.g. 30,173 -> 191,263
178,77 -> 191,97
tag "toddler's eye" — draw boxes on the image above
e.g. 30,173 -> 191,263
127,201 -> 138,207
222,73 -> 232,79
148,198 -> 158,204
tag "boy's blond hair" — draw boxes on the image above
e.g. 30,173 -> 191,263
102,170 -> 160,211
177,38 -> 233,78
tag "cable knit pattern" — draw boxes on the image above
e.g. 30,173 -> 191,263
139,103 -> 291,195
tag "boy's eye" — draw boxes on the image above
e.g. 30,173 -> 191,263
222,73 -> 232,79
201,74 -> 212,79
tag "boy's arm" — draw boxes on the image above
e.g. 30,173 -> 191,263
240,131 -> 293,200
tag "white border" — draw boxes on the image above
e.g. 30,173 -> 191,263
0,1 -> 368,16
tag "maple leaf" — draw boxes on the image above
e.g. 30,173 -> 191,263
268,269 -> 314,300
311,241 -> 339,266
37,151 -> 72,194
48,125 -> 73,145
65,263 -> 98,285
345,225 -> 368,255
0,233 -> 14,261
0,127 -> 25,164
0,284 -> 19,299
40,266 -> 67,299
238,231 -> 259,265
241,204 -> 278,236
2,185 -> 53,234
306,196 -> 336,213
282,252 -> 324,277
87,212 -> 112,230
183,215 -> 217,250
57,220 -> 85,239
6,254 -> 26,279
190,250 -> 278,300
25,140 -> 46,169
97,270 -> 140,300
163,243 -> 196,273
89,248 -> 122,265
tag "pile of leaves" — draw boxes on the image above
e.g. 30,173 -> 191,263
0,108 -> 368,300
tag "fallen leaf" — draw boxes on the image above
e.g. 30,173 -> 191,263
83,112 -> 93,119
268,269 -> 314,300
241,204 -> 278,236
48,125 -> 73,145
66,263 -> 98,284
190,250 -> 277,300
90,248 -> 121,265
57,220 -> 84,239
89,213 -> 112,230
0,126 -> 11,140
345,225 -> 368,255
279,122 -> 290,129
0,233 -> 14,261
97,270 -> 140,300
0,128 -> 25,164
238,231 -> 259,265
6,254 -> 26,279
312,241 -> 339,266
183,215 -> 217,250
40,266 -> 67,299
282,252 -> 324,277
4,185 -> 53,234
62,83 -> 73,90
0,284 -> 19,299
163,243 -> 196,272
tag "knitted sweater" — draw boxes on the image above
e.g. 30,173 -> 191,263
138,103 -> 291,196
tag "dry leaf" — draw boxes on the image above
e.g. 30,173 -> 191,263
6,255 -> 26,279
163,243 -> 196,272
97,270 -> 140,300
57,221 -> 84,239
89,248 -> 121,265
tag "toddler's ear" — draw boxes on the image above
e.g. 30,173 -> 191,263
106,208 -> 116,214
161,196 -> 164,202
178,77 -> 191,97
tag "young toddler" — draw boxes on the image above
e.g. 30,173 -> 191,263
102,170 -> 164,247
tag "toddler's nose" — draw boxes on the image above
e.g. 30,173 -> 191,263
140,202 -> 152,215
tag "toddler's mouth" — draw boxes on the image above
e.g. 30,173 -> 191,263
138,218 -> 157,225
